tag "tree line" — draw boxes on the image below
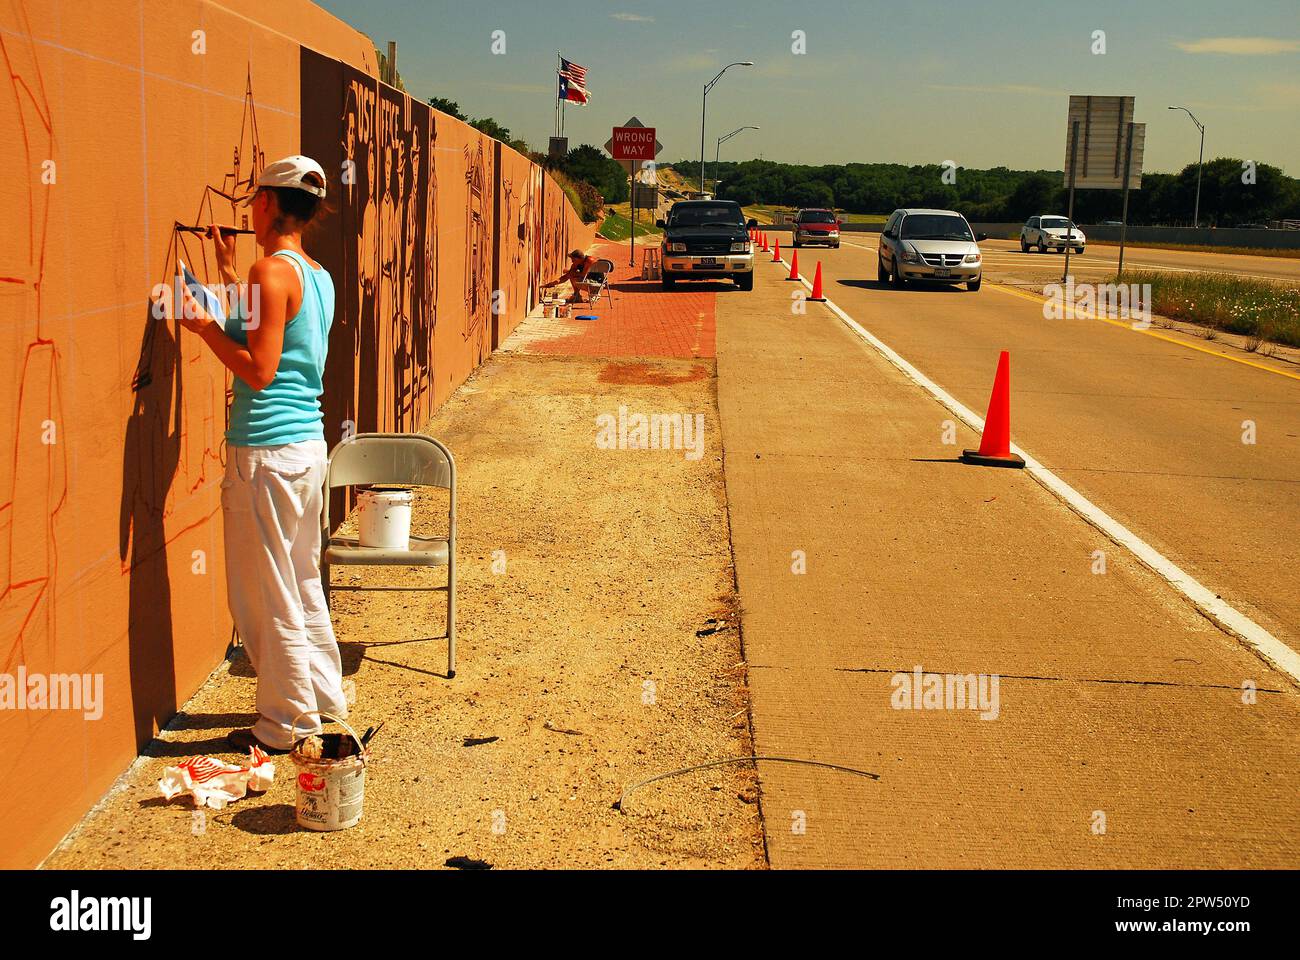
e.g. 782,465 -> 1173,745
666,158 -> 1300,226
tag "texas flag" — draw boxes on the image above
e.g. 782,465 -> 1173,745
557,57 -> 589,105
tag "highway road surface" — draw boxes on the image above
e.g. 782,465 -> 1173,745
791,240 -> 1300,656
715,243 -> 1299,867
837,234 -> 1300,285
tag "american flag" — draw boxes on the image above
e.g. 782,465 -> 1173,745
557,57 -> 589,105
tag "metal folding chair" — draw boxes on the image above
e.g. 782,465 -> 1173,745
581,258 -> 616,309
321,433 -> 457,677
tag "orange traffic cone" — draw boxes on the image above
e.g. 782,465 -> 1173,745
761,233 -> 769,252
772,239 -> 782,262
787,248 -> 800,279
808,261 -> 825,301
960,351 -> 1025,468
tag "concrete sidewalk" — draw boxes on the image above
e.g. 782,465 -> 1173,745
717,257 -> 1299,867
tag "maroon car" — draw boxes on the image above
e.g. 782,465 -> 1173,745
791,208 -> 842,248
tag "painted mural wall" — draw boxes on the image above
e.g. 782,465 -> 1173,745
0,0 -> 593,868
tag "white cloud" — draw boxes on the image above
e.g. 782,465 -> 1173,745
611,12 -> 654,22
1174,37 -> 1300,55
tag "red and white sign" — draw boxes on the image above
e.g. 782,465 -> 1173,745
609,125 -> 657,161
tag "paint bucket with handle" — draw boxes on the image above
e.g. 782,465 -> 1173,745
290,711 -> 369,831
357,487 -> 413,549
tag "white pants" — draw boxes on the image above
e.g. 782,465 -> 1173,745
221,439 -> 347,749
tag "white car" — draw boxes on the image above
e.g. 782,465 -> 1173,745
1020,215 -> 1085,253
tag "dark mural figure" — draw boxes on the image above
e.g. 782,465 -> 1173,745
463,138 -> 491,360
298,47 -> 579,475
377,86 -> 432,433
302,48 -> 440,442
421,114 -> 439,375
346,73 -> 380,440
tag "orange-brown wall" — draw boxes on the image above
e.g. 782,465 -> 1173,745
0,0 -> 592,868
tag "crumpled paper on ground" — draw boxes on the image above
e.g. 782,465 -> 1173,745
158,746 -> 276,810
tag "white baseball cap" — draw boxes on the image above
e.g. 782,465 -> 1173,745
255,155 -> 327,197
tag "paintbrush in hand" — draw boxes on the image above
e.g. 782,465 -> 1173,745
174,222 -> 254,237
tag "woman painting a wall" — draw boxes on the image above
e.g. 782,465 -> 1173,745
172,156 -> 346,753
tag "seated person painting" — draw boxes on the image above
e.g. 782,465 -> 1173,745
543,249 -> 603,304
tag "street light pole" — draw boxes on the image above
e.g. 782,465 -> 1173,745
1169,105 -> 1206,228
699,61 -> 753,195
715,125 -> 760,196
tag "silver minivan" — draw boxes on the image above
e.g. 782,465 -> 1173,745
877,208 -> 984,291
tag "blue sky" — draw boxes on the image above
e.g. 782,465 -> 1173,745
315,0 -> 1300,175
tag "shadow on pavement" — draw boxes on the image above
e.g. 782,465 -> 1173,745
166,711 -> 259,730
231,804 -> 298,836
141,735 -> 238,758
609,279 -> 741,293
837,278 -> 969,293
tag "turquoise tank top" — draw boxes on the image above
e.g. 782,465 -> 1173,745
224,249 -> 334,446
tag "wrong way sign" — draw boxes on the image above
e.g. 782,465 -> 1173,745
609,125 -> 658,161
604,116 -> 662,169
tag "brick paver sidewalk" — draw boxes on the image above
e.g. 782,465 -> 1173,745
503,241 -> 719,359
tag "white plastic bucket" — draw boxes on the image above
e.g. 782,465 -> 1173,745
357,487 -> 413,549
290,712 -> 369,832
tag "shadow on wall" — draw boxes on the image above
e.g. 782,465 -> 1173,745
119,306 -> 180,749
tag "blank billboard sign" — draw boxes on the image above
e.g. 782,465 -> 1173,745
633,184 -> 659,208
1064,96 -> 1145,190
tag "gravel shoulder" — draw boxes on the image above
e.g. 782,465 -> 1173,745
46,347 -> 763,869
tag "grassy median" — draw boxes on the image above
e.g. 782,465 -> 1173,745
1120,270 -> 1300,349
598,209 -> 663,242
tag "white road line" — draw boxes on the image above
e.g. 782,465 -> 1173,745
767,257 -> 1300,686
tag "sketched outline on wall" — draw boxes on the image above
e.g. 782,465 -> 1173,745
1,4 -> 66,679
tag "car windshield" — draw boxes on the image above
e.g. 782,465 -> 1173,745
671,204 -> 744,226
801,211 -> 837,223
900,214 -> 972,241
1041,217 -> 1073,229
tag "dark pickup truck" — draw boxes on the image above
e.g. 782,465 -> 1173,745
657,200 -> 758,290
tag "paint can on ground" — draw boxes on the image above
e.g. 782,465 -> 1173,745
356,487 -> 413,549
290,712 -> 369,832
